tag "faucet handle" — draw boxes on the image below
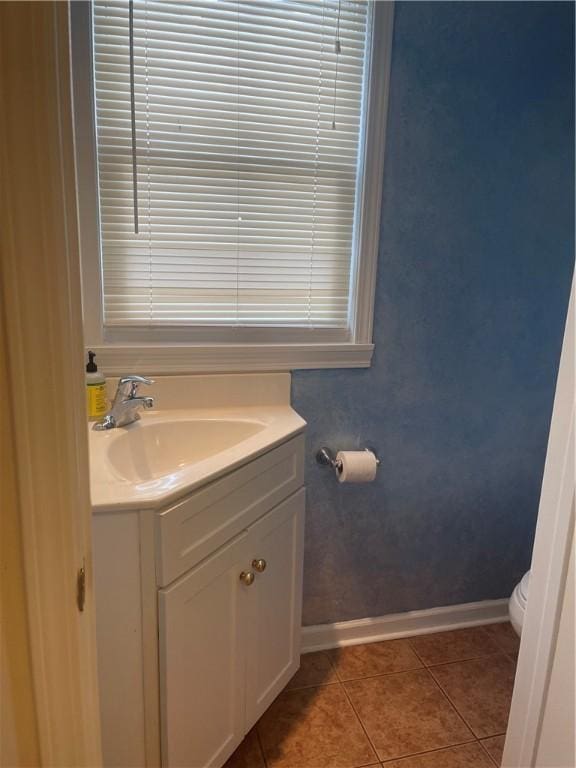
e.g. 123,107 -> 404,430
118,375 -> 154,399
118,375 -> 154,386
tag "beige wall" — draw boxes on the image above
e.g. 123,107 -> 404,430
1,2 -> 101,763
0,3 -> 41,762
0,317 -> 40,765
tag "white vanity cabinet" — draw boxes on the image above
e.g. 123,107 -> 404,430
160,490 -> 304,767
244,490 -> 304,725
159,531 -> 251,768
93,433 -> 305,768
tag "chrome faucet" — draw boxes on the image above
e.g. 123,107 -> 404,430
93,375 -> 154,431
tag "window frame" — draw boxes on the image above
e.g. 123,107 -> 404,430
71,0 -> 393,373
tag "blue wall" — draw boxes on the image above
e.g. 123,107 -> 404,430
292,0 -> 575,626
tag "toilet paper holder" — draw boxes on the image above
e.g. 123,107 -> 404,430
316,446 -> 380,471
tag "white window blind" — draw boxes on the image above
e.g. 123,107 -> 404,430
92,0 -> 371,331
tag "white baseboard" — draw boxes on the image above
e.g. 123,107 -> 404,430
301,598 -> 510,653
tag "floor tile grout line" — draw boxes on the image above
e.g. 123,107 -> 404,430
491,637 -> 520,657
284,649 -> 339,691
332,662 -> 424,686
406,625 -> 509,667
405,636 -> 427,667
484,623 -> 521,657
343,667 -> 481,765
323,648 -> 351,688
421,667 -> 479,740
477,736 -> 501,767
262,676 -> 380,768
324,627 -> 513,681
286,679 -> 341,692
424,651 -> 513,670
325,639 -> 426,685
425,665 -> 478,736
427,662 -> 512,740
337,679 -> 383,766
342,685 -> 385,766
254,723 -> 268,768
377,737 -> 479,764
408,647 -> 505,669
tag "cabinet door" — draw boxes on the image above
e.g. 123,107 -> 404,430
245,489 -> 305,726
159,532 -> 252,768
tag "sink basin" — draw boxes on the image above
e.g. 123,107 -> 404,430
106,418 -> 266,482
88,375 -> 307,509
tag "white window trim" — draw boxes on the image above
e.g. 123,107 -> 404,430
71,1 -> 394,374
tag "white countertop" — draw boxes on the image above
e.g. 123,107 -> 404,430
89,373 -> 306,512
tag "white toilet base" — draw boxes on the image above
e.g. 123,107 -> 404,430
508,571 -> 530,637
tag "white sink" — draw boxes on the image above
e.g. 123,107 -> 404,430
106,418 -> 266,482
88,374 -> 307,511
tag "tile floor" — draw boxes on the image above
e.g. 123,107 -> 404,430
225,622 -> 520,768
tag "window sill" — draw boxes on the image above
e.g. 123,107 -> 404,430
87,342 -> 374,375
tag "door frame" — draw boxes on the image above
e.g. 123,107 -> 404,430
0,2 -> 102,764
503,279 -> 575,767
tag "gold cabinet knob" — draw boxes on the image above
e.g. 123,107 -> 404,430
252,558 -> 267,573
239,571 -> 255,586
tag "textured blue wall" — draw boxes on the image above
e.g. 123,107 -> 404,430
292,1 -> 575,626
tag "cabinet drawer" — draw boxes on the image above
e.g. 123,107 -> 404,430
156,434 -> 304,586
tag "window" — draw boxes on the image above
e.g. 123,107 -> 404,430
72,1 -> 392,372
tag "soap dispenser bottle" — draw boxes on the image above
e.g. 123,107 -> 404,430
86,350 -> 107,421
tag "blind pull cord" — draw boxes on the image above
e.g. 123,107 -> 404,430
332,0 -> 342,130
128,0 -> 139,234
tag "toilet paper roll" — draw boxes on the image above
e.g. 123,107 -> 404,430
336,450 -> 378,483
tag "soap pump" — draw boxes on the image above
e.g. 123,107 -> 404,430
86,350 -> 107,420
